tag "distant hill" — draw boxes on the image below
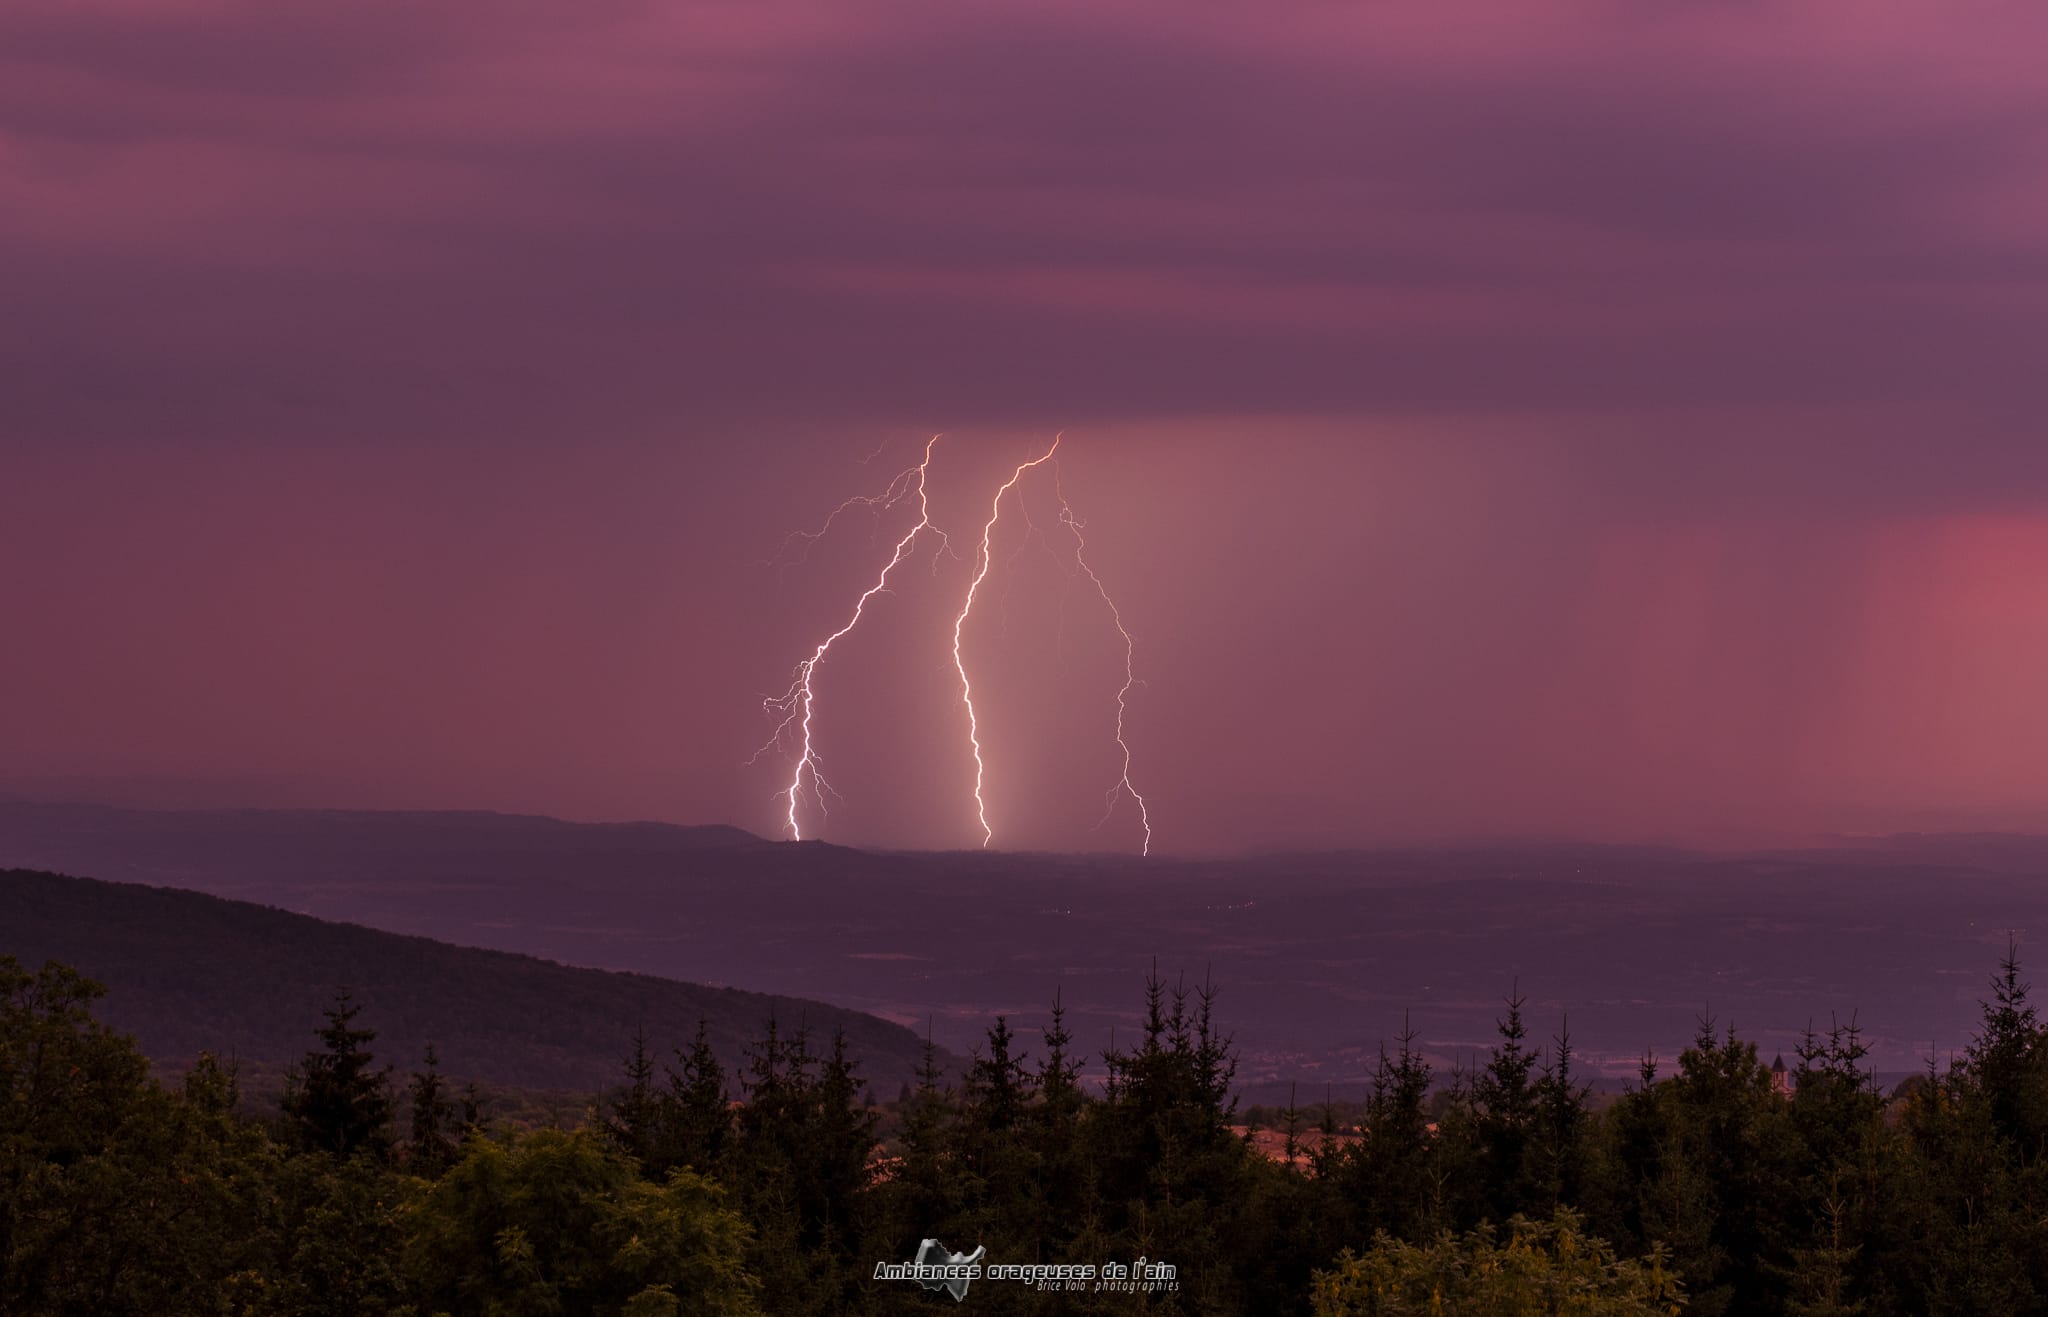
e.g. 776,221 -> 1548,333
0,802 -> 770,886
0,867 -> 935,1097
8,802 -> 2048,1085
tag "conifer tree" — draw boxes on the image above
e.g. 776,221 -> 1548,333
1966,938 -> 2046,1159
1037,990 -> 1083,1117
282,990 -> 392,1159
1028,991 -> 1092,1263
1339,1014 -> 1436,1239
805,1027 -> 877,1248
668,1017 -> 730,1173
1530,1016 -> 1590,1216
602,1028 -> 662,1169
1280,1082 -> 1304,1168
1473,984 -> 1539,1221
407,1043 -> 459,1176
966,1015 -> 1032,1132
1193,971 -> 1239,1126
894,1021 -> 958,1225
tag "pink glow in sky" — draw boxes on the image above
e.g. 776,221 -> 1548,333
5,2 -> 2048,851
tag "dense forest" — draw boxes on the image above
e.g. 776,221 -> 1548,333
0,867 -> 934,1094
9,940 -> 2048,1313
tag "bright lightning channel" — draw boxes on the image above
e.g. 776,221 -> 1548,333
1052,462 -> 1153,856
951,435 -> 1065,847
753,436 -> 950,840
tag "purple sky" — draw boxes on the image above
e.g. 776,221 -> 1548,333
5,2 -> 2048,852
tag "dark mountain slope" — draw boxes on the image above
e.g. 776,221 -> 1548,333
8,803 -> 2048,1084
0,866 -> 933,1096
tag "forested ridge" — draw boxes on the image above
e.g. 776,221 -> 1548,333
11,934 -> 2048,1313
0,867 -> 933,1094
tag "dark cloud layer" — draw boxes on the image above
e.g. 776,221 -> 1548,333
8,3 -> 2046,441
5,2 -> 2046,849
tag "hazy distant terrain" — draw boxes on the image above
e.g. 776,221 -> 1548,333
6,802 -> 2046,1094
0,864 -> 936,1097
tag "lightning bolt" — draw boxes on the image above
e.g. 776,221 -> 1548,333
760,444 -> 930,572
951,435 -> 1065,847
753,436 -> 950,839
1053,462 -> 1153,856
755,432 -> 1154,855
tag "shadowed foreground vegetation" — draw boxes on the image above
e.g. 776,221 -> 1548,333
9,946 -> 2048,1314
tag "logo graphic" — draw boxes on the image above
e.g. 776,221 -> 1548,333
913,1238 -> 985,1302
874,1237 -> 1176,1299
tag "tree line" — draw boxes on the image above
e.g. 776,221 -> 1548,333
8,947 -> 2048,1313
